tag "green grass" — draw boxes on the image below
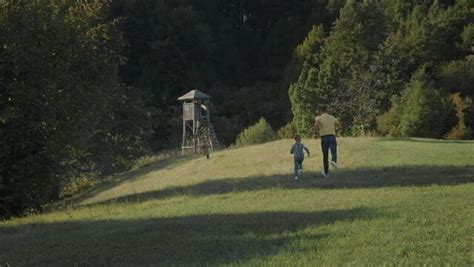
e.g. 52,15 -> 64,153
1,137 -> 473,266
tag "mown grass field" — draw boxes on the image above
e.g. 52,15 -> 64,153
1,137 -> 473,266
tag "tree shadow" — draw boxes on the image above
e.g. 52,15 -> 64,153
0,208 -> 382,266
56,155 -> 197,208
92,165 -> 474,206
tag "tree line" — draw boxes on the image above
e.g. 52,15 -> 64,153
1,0 -> 472,216
289,0 -> 473,138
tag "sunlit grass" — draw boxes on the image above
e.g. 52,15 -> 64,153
1,138 -> 473,265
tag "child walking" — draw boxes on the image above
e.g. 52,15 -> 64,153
290,134 -> 310,180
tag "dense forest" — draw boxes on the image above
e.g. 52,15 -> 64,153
1,0 -> 472,215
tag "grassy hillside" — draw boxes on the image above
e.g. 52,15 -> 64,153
1,138 -> 473,266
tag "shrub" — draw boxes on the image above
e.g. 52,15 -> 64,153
61,174 -> 99,199
446,123 -> 470,140
277,121 -> 298,139
377,95 -> 405,137
445,93 -> 471,140
378,68 -> 451,138
398,70 -> 450,138
235,118 -> 275,146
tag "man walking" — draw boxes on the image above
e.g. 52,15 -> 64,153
314,106 -> 341,177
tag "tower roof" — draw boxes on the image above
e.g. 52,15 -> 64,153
178,89 -> 211,101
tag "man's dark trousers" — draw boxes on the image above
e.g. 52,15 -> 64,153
321,135 -> 337,174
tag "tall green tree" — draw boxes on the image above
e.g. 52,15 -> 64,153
0,0 -> 152,215
289,1 -> 389,135
288,25 -> 326,136
318,1 -> 389,132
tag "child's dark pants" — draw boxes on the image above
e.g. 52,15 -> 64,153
294,157 -> 303,177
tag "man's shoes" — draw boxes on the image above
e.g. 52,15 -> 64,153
331,161 -> 339,172
298,169 -> 302,176
321,170 -> 328,178
294,176 -> 299,180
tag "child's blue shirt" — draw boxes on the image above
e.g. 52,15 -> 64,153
290,143 -> 308,159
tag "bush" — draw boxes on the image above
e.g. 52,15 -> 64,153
377,68 -> 451,138
445,93 -> 471,140
376,97 -> 402,136
277,121 -> 298,139
235,118 -> 275,146
61,174 -> 99,199
398,70 -> 450,138
446,123 -> 470,140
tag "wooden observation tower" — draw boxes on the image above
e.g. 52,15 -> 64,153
178,89 -> 220,155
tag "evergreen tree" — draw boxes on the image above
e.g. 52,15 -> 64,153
289,25 -> 326,136
290,1 -> 389,135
